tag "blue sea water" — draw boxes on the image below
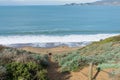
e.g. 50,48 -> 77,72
0,5 -> 120,47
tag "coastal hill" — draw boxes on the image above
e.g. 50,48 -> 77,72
65,0 -> 120,6
1,35 -> 120,80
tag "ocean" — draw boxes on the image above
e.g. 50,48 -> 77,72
0,5 -> 120,47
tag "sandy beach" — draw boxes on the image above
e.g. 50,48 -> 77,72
19,46 -> 81,55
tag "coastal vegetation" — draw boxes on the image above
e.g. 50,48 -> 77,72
1,35 -> 120,80
53,35 -> 120,77
0,46 -> 49,80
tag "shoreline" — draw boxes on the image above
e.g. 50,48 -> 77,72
5,42 -> 91,48
0,34 -> 118,45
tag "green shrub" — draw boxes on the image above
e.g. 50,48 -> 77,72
0,47 -> 49,80
98,63 -> 120,70
92,35 -> 120,44
36,69 -> 48,80
53,41 -> 120,72
0,66 -> 6,80
5,62 -> 48,80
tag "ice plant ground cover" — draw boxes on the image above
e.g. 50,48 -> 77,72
53,35 -> 120,74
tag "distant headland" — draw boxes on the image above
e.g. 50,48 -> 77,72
64,0 -> 120,6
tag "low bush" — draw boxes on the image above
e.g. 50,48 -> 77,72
98,63 -> 120,70
5,62 -> 49,80
92,35 -> 120,44
0,47 -> 49,80
0,66 -> 7,80
53,40 -> 120,72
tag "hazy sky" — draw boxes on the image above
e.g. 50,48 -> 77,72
0,0 -> 99,5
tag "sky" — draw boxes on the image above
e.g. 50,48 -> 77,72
0,0 -> 99,5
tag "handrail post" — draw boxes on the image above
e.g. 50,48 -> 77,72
89,62 -> 93,80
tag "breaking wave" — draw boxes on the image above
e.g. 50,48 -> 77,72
0,34 -> 119,47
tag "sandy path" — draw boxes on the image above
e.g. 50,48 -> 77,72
69,66 -> 119,80
47,56 -> 70,80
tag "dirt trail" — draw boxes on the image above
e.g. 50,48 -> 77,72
47,56 -> 70,80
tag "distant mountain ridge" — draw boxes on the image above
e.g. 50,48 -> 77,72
92,0 -> 120,5
65,0 -> 120,6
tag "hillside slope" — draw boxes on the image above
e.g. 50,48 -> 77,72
53,35 -> 120,79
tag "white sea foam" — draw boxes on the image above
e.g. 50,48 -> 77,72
0,34 -> 119,46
